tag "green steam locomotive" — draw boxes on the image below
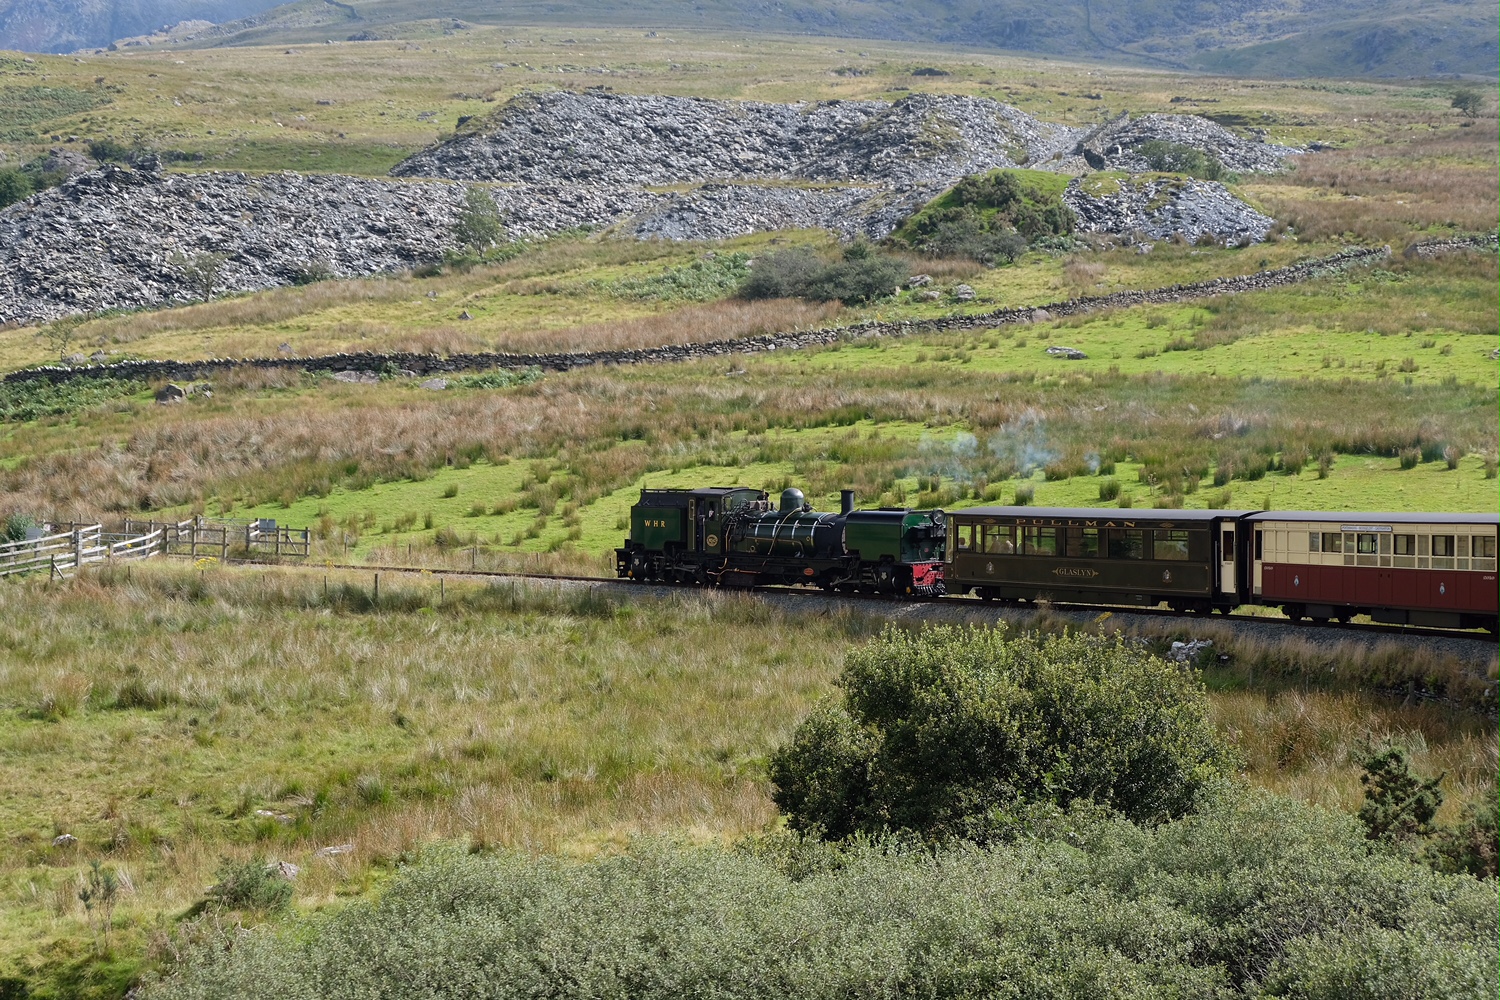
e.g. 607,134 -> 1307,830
615,486 -> 946,595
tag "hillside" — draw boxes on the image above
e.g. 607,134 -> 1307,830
2,0 -> 1495,78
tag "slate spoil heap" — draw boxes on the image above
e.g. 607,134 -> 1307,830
0,91 -> 1301,325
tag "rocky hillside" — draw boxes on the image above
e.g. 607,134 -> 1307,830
0,93 -> 1298,325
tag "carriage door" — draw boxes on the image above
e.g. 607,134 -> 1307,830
1252,527 -> 1264,596
1219,527 -> 1236,597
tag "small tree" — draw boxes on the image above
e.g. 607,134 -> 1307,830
1450,87 -> 1483,118
169,250 -> 230,302
0,167 -> 33,209
78,859 -> 120,948
1357,747 -> 1443,845
770,625 -> 1236,842
453,186 -> 505,253
37,314 -> 84,363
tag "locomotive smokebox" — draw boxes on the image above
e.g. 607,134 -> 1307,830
779,488 -> 806,513
841,490 -> 855,515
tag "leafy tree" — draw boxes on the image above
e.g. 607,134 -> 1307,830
1357,747 -> 1443,844
168,250 -> 231,302
0,167 -> 33,209
453,186 -> 505,252
770,625 -> 1236,841
36,314 -> 83,363
1451,87 -> 1483,117
738,247 -> 823,299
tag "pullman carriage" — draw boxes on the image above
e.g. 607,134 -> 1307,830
1246,511 -> 1499,630
946,507 -> 1249,613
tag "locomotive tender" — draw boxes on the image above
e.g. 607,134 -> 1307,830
615,486 -> 946,595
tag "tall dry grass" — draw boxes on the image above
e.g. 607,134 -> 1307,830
1256,121 -> 1500,244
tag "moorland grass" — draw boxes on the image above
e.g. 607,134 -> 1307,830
0,564 -> 1492,994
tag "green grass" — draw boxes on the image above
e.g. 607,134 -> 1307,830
0,564 -> 1492,997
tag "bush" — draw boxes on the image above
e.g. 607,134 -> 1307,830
204,856 -> 293,912
1098,477 -> 1121,501
738,244 -> 907,304
1134,140 -> 1226,181
1358,747 -> 1443,845
770,625 -> 1236,842
1012,482 -> 1034,504
3,512 -> 37,542
895,169 -> 1072,264
0,167 -> 34,209
141,793 -> 1499,1000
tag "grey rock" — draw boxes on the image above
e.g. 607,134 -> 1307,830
1045,345 -> 1087,359
1168,639 -> 1213,663
315,842 -> 355,857
420,377 -> 449,390
154,383 -> 187,403
52,833 -> 78,848
908,274 -> 933,287
1030,309 -> 1052,323
331,370 -> 378,384
1065,176 -> 1275,244
952,284 -> 976,302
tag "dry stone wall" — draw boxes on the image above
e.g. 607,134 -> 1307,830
4,246 -> 1387,388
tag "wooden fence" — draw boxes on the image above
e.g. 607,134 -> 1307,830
124,517 -> 311,560
0,516 -> 310,580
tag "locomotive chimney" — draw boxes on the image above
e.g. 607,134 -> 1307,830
840,490 -> 855,515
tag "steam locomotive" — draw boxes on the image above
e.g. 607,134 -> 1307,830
615,486 -> 946,595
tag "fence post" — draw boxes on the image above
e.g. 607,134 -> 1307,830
72,528 -> 82,569
221,528 -> 227,561
275,530 -> 282,557
50,554 -> 56,580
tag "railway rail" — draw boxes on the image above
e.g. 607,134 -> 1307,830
196,555 -> 1498,647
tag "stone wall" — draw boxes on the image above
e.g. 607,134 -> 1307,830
3,245 -> 1390,388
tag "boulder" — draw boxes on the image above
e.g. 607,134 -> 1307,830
1045,345 -> 1087,360
154,383 -> 187,403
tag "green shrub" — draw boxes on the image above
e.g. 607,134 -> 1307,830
1099,477 -> 1121,501
0,167 -> 34,209
738,244 -> 907,304
770,625 -> 1236,842
1134,140 -> 1226,181
204,856 -> 293,912
894,169 -> 1072,264
604,253 -> 751,301
1359,747 -> 1443,845
1012,482 -> 1034,504
142,792 -> 1498,1000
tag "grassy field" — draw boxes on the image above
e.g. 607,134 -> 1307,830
0,565 -> 1492,994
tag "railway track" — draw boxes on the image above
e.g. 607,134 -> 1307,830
204,556 -> 1499,646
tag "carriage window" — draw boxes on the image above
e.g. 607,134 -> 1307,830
1222,530 -> 1235,561
1021,526 -> 1058,556
1065,527 -> 1100,558
1475,535 -> 1497,571
1432,534 -> 1455,569
1309,532 -> 1320,552
1109,529 -> 1145,560
956,524 -> 974,551
1153,530 -> 1190,561
983,525 -> 1015,555
1356,534 -> 1378,554
1321,532 -> 1342,553
1393,533 -> 1416,567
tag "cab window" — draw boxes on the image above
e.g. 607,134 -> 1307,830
955,524 -> 974,551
